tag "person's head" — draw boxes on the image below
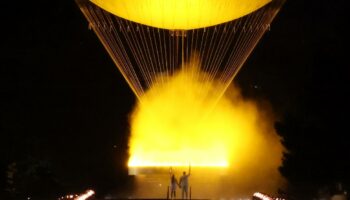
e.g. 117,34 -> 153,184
183,171 -> 186,175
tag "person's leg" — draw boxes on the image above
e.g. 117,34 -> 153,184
182,188 -> 185,199
184,187 -> 188,199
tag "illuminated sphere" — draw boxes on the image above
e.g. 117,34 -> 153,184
90,0 -> 271,30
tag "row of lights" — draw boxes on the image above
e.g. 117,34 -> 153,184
57,189 -> 95,200
76,190 -> 95,200
253,192 -> 285,200
58,194 -> 78,199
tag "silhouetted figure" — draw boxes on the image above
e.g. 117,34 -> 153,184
170,174 -> 179,199
179,170 -> 191,199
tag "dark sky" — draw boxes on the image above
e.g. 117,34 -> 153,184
1,0 -> 349,197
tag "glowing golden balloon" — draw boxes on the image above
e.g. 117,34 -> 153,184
76,0 -> 285,172
90,0 -> 271,30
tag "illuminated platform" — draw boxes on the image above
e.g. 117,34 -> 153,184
128,166 -> 228,176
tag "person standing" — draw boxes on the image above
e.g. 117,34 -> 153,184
179,169 -> 191,199
170,174 -> 179,199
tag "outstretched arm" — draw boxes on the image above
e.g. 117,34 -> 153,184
169,167 -> 173,175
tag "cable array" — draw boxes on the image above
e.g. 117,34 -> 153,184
76,0 -> 284,102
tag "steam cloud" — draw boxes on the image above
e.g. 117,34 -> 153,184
128,58 -> 285,198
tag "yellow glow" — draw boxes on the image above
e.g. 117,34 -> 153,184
129,161 -> 228,167
90,0 -> 271,30
128,58 -> 283,169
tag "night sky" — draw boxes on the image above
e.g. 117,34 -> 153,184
1,0 -> 349,199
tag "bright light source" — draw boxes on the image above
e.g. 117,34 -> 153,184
253,192 -> 273,200
128,61 -> 283,169
90,0 -> 271,29
75,189 -> 95,200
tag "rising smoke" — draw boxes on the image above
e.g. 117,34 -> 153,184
127,58 -> 285,198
